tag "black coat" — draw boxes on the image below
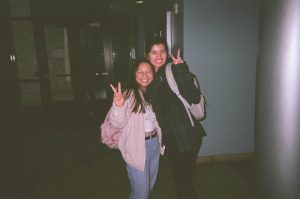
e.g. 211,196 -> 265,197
149,63 -> 206,152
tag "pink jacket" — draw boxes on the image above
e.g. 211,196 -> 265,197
109,96 -> 165,171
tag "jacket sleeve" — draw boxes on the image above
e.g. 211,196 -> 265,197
172,63 -> 201,104
109,100 -> 130,129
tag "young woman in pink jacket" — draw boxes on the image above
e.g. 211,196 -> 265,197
108,58 -> 165,199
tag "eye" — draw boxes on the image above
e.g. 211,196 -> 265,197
136,70 -> 153,76
146,71 -> 153,75
158,50 -> 166,55
150,51 -> 158,55
136,71 -> 143,75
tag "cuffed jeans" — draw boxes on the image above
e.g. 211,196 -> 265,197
126,136 -> 160,199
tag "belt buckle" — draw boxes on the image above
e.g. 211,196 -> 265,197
145,131 -> 156,140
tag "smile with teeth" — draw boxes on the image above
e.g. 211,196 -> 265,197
140,79 -> 150,82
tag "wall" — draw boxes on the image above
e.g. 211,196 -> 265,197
184,0 -> 260,156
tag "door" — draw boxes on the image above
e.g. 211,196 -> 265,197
11,19 -> 42,107
43,20 -> 135,115
1,1 -> 20,119
41,22 -> 110,114
44,24 -> 74,102
69,23 -> 109,114
10,18 -> 135,112
69,21 -> 135,115
166,0 -> 183,55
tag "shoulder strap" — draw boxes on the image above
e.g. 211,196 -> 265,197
165,63 -> 180,95
165,62 -> 190,107
165,62 -> 195,126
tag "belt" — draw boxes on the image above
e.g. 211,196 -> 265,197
145,132 -> 157,140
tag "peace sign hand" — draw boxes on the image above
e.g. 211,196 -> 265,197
110,82 -> 124,107
171,48 -> 184,65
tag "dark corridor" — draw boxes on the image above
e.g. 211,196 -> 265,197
1,0 -> 168,116
1,1 -> 255,199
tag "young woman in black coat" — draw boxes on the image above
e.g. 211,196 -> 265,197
146,36 -> 206,199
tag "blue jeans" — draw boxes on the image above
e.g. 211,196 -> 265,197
126,136 -> 160,199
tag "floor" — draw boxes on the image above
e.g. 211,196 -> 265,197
2,101 -> 256,199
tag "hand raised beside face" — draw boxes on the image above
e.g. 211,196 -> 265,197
110,82 -> 124,107
171,48 -> 184,65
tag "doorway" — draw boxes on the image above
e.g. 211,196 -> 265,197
10,18 -> 135,116
65,22 -> 111,115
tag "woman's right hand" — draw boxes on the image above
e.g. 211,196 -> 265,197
110,82 -> 124,107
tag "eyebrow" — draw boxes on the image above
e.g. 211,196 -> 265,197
151,49 -> 166,52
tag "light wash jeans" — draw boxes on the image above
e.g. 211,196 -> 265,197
126,136 -> 160,199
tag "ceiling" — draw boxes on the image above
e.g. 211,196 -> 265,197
29,0 -> 177,32
30,0 -> 136,21
30,0 -> 176,18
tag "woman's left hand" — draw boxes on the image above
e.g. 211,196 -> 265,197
171,48 -> 184,65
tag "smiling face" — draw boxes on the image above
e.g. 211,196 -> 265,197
147,43 -> 168,71
135,62 -> 154,91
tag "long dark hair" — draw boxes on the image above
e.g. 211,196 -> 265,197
124,58 -> 155,113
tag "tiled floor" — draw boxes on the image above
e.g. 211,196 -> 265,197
3,105 -> 255,199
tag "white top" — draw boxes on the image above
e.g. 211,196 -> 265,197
144,105 -> 156,132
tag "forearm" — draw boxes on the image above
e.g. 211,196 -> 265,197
109,101 -> 129,128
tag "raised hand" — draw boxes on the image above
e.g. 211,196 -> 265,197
110,82 -> 124,107
171,48 -> 184,65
